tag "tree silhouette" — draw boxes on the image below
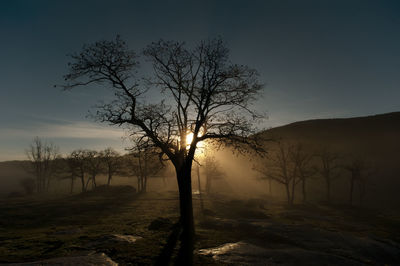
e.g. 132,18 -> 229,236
26,137 -> 59,193
315,148 -> 341,203
127,138 -> 162,193
63,156 -> 78,194
204,155 -> 224,194
67,149 -> 88,192
101,148 -> 121,186
255,141 -> 298,205
84,150 -> 102,189
290,143 -> 314,202
61,36 -> 264,262
344,158 -> 371,206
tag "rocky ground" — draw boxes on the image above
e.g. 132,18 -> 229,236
197,196 -> 400,265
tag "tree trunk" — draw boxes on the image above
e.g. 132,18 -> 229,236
41,176 -> 46,192
80,175 -> 85,192
36,177 -> 40,193
290,179 -> 296,205
285,183 -> 291,205
70,176 -> 74,194
302,178 -> 306,202
46,175 -> 51,192
176,165 -> 194,265
359,180 -> 366,205
326,178 -> 331,203
143,158 -> 148,192
143,175 -> 147,192
349,177 -> 354,205
196,164 -> 204,212
85,177 -> 92,191
107,173 -> 112,186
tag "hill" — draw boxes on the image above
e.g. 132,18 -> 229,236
263,112 -> 400,152
259,111 -> 400,208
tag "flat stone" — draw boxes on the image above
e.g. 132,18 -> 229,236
111,234 -> 142,243
86,234 -> 142,248
198,241 -> 364,266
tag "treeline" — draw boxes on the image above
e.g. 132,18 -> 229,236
22,137 -> 164,195
255,141 -> 375,206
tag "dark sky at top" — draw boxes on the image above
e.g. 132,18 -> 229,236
0,0 -> 399,160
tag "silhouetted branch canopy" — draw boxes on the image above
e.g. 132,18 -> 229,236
62,36 -> 265,166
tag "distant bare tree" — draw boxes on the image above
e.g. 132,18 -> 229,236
26,137 -> 60,193
290,144 -> 314,202
127,138 -> 162,193
344,158 -> 371,206
68,149 -> 88,192
194,162 -> 205,212
204,155 -> 224,194
64,157 -> 78,194
101,148 -> 121,186
255,141 -> 298,205
61,36 -> 264,261
315,148 -> 341,203
84,150 -> 102,189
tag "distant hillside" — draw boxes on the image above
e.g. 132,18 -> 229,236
259,112 -> 400,208
264,111 -> 399,143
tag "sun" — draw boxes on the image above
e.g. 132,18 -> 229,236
185,132 -> 205,152
186,132 -> 194,145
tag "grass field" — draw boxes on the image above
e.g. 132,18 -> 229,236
1,186 -> 399,265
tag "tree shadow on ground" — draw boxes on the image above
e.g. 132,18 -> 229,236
154,222 -> 182,266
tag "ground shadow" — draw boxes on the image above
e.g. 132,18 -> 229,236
154,222 -> 182,266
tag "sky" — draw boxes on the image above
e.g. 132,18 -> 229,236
0,0 -> 399,161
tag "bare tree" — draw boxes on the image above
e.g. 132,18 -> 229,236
61,36 -> 264,261
356,165 -> 376,206
64,157 -> 78,194
26,137 -> 60,193
127,138 -> 162,193
344,158 -> 371,206
290,143 -> 314,202
194,162 -> 204,212
255,141 -> 298,205
315,148 -> 341,203
193,152 -> 224,212
204,155 -> 224,194
84,150 -> 103,189
68,149 -> 88,192
101,148 -> 121,186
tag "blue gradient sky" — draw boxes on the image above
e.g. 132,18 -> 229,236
1,0 -> 399,161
